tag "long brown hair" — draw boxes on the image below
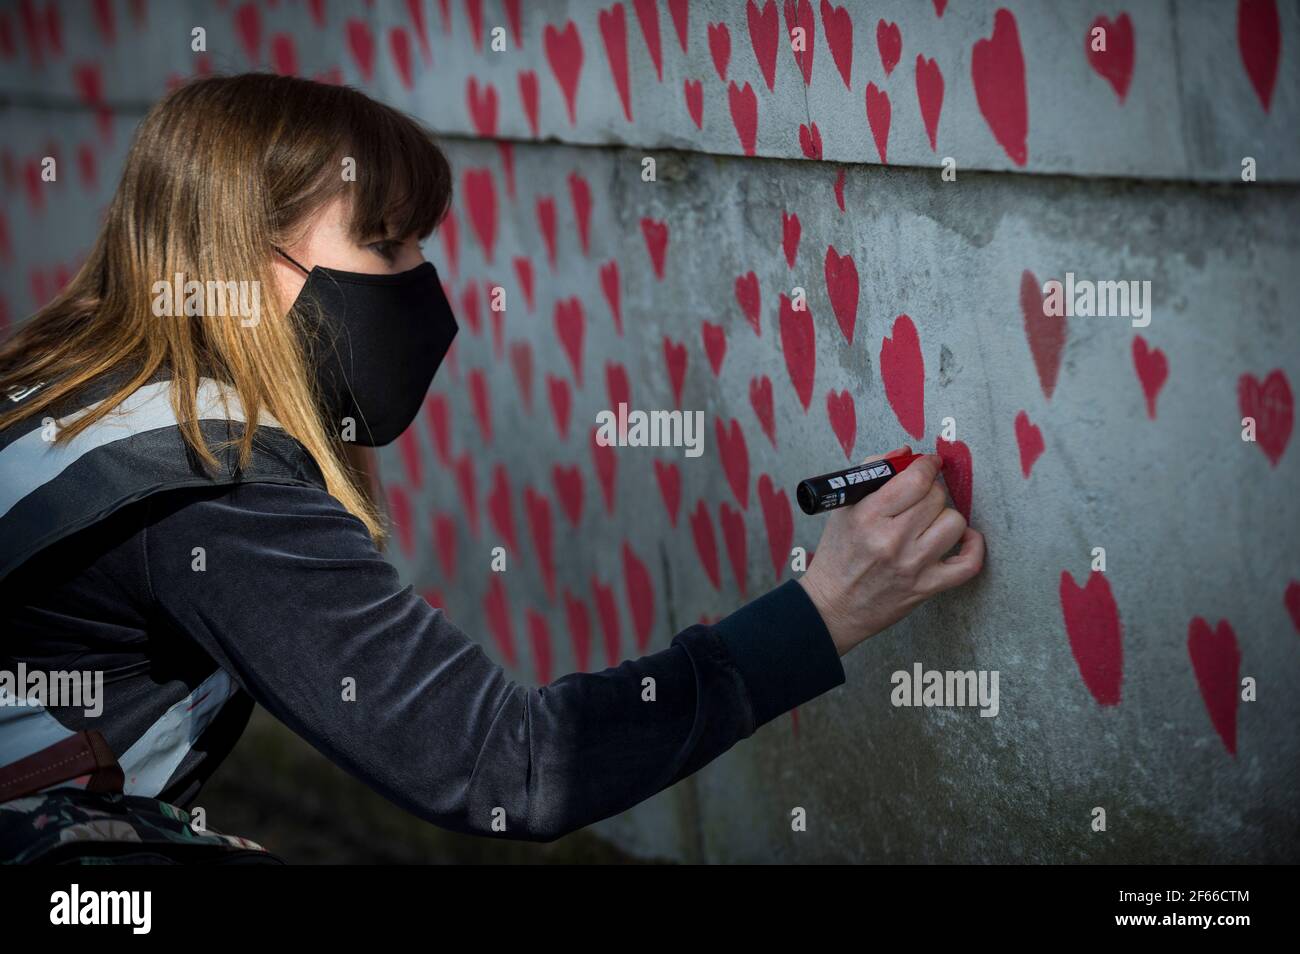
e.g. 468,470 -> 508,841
0,73 -> 452,541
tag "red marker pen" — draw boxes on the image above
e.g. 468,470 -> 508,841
796,452 -> 923,515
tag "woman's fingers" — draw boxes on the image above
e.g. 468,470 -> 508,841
869,454 -> 942,517
895,481 -> 947,539
918,526 -> 986,592
915,507 -> 967,560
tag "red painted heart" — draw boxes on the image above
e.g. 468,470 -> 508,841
1238,0 -> 1280,111
876,19 -> 901,76
719,502 -> 748,596
622,542 -> 655,652
654,459 -> 681,526
663,336 -> 688,406
746,0 -> 779,91
524,486 -> 556,600
1059,570 -> 1123,706
702,321 -> 727,376
546,374 -> 572,440
1022,269 -> 1065,400
1238,369 -> 1292,466
735,271 -> 761,336
690,499 -> 722,590
589,426 -> 617,514
971,8 -> 1028,165
750,375 -> 776,447
820,0 -> 854,89
880,314 -> 925,440
552,464 -> 584,528
824,245 -> 858,343
715,417 -> 751,509
1085,13 -> 1134,102
865,82 -> 891,163
915,54 -> 944,151
554,297 -> 586,386
600,259 -> 622,333
598,3 -> 632,121
707,21 -> 730,81
1188,617 -> 1241,755
728,81 -> 758,156
1132,335 -> 1168,419
780,293 -> 816,411
544,20 -> 584,124
640,217 -> 669,279
781,210 -> 801,268
1014,410 -> 1044,477
757,474 -> 792,579
935,437 -> 972,522
826,389 -> 856,460
488,464 -> 518,551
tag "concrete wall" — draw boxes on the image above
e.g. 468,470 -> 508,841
1,0 -> 1297,862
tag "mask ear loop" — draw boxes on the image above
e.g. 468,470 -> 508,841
275,247 -> 312,275
275,247 -> 382,448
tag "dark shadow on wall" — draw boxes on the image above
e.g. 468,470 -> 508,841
199,707 -> 667,864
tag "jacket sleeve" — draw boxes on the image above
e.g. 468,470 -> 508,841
141,481 -> 845,841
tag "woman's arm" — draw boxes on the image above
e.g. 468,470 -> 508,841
141,482 -> 844,841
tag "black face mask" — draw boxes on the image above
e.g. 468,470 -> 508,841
277,248 -> 458,447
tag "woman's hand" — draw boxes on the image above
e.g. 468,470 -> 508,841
797,446 -> 985,656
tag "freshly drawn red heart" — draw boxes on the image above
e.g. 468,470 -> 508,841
544,20 -> 584,124
935,437 -> 972,522
536,195 -> 557,269
592,575 -> 621,666
1086,13 -> 1134,101
668,0 -> 690,52
484,575 -> 517,667
509,341 -> 534,412
552,464 -> 584,528
746,0 -> 779,91
633,0 -> 663,81
598,3 -> 632,121
684,78 -> 704,128
546,374 -> 572,440
728,81 -> 758,156
654,459 -> 681,526
735,271 -> 761,336
270,33 -> 298,76
820,0 -> 854,89
568,172 -> 592,256
798,121 -> 823,160
1021,269 -> 1064,400
826,389 -> 856,460
707,21 -> 730,81
915,54 -> 944,151
564,590 -> 592,672
1285,581 -> 1300,635
1187,617 -> 1241,755
1015,410 -> 1044,477
424,393 -> 451,466
462,167 -> 498,263
641,217 -> 669,279
715,417 -> 751,509
526,609 -> 553,685
780,293 -> 816,411
824,245 -> 858,343
785,0 -> 815,85
468,368 -> 491,443
389,27 -> 414,89
387,483 -> 415,557
690,499 -> 722,590
971,8 -> 1028,165
622,542 -> 655,652
466,76 -> 499,136
750,375 -> 776,447
600,259 -> 622,333
453,453 -> 479,537
1238,0 -> 1280,111
1131,335 -> 1168,419
1059,570 -> 1123,706
524,486 -> 556,600
781,210 -> 801,267
663,336 -> 688,405
702,322 -> 727,376
880,314 -> 925,439
345,17 -> 375,82
757,474 -> 792,579
1238,369 -> 1292,466
589,426 -> 617,513
876,19 -> 901,76
518,70 -> 540,136
554,297 -> 585,386
719,502 -> 748,596
396,427 -> 423,489
489,463 -> 519,551
865,82 -> 891,163
433,511 -> 458,579
235,2 -> 263,64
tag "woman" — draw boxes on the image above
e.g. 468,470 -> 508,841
0,74 -> 984,863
